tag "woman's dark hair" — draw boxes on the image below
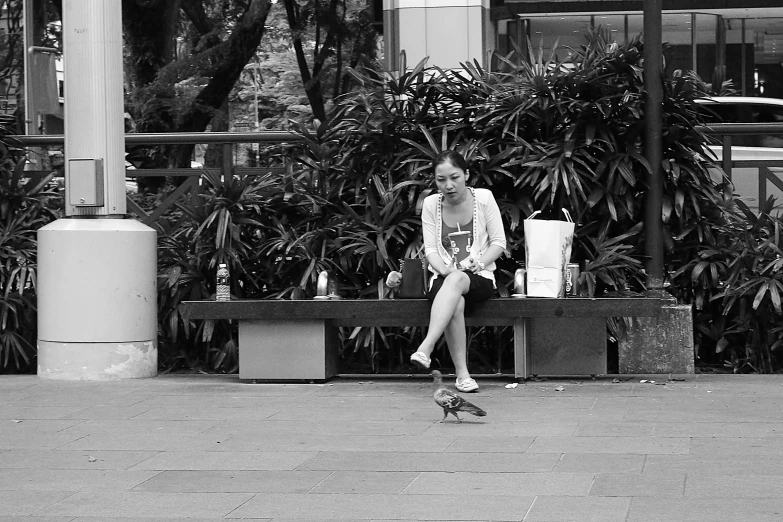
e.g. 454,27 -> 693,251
432,150 -> 468,173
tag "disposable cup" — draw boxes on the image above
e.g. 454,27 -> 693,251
447,230 -> 471,267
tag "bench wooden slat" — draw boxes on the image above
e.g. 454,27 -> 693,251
179,297 -> 664,324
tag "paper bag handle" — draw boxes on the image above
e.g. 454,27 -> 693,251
526,209 -> 573,222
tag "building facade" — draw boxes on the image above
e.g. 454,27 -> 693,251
385,0 -> 783,98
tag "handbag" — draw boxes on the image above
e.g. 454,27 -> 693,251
398,258 -> 428,299
523,209 -> 575,297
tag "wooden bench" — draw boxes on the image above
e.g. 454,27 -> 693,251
179,297 -> 665,382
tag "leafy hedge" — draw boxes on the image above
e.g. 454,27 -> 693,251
0,128 -> 60,373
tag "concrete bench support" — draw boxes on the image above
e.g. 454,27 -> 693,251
530,317 -> 608,376
618,304 -> 694,374
240,319 -> 340,381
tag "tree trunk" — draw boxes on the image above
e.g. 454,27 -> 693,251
122,0 -> 184,192
174,0 -> 273,168
282,0 -> 327,122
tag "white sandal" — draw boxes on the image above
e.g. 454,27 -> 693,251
410,352 -> 431,370
456,377 -> 479,393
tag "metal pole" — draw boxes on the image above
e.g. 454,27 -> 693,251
22,0 -> 33,135
643,0 -> 664,290
741,19 -> 747,96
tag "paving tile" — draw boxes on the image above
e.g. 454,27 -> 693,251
422,420 -> 580,437
527,436 -> 690,454
69,519 -> 235,522
266,406 -> 416,421
133,470 -> 331,493
309,471 -> 419,494
60,404 -> 158,420
205,419 -> 431,437
589,473 -> 685,496
0,375 -> 39,390
35,492 -> 254,518
653,421 -> 783,437
56,431 -> 229,452
685,474 -> 783,497
643,454 -> 783,476
297,451 -> 561,472
444,435 -> 535,452
227,492 -> 533,520
131,394 -> 282,409
213,433 -> 454,453
0,516 -> 72,522
0,406 -> 88,420
553,454 -> 645,474
521,496 -> 631,522
0,468 -> 160,491
624,408 -> 775,423
0,490 -> 74,517
129,450 -> 317,471
9,392 -> 149,409
0,450 -> 158,470
627,497 -> 783,522
132,406 -> 280,421
404,471 -> 593,496
59,419 -> 221,436
0,431 -> 88,451
270,519 -> 367,522
574,421 -> 654,437
689,437 -> 783,456
1,418 -> 85,433
409,408 -> 603,424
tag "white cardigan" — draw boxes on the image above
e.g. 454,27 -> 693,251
421,187 -> 507,284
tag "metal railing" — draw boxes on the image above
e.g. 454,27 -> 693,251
697,122 -> 783,211
17,123 -> 783,225
697,122 -> 783,175
18,131 -> 304,229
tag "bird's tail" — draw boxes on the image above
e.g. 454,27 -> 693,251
463,403 -> 487,417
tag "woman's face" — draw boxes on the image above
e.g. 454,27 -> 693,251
434,160 -> 469,203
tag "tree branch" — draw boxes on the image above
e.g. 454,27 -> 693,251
175,0 -> 273,164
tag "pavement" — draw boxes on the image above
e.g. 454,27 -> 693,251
1,372 -> 783,522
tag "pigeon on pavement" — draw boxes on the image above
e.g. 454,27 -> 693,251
430,370 -> 487,422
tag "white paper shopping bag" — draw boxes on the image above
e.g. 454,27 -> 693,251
524,210 -> 575,297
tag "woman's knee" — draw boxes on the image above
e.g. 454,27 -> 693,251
443,270 -> 470,290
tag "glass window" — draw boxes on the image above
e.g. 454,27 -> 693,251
526,16 -> 592,62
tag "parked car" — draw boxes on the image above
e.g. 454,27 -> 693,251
695,96 -> 783,212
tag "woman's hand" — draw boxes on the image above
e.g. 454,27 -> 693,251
386,271 -> 403,288
465,257 -> 485,274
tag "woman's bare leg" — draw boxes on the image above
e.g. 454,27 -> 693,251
414,271 -> 470,359
442,297 -> 470,380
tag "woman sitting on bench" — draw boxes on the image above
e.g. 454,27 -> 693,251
408,150 -> 507,392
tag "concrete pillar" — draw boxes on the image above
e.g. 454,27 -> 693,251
618,304 -> 695,374
62,0 -> 126,217
36,0 -> 158,380
383,0 -> 492,70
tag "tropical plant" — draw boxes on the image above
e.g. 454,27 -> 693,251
0,129 -> 60,373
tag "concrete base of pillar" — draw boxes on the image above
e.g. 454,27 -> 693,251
37,340 -> 157,380
37,218 -> 157,380
618,304 -> 695,374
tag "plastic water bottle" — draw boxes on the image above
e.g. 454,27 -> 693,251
216,263 -> 230,301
